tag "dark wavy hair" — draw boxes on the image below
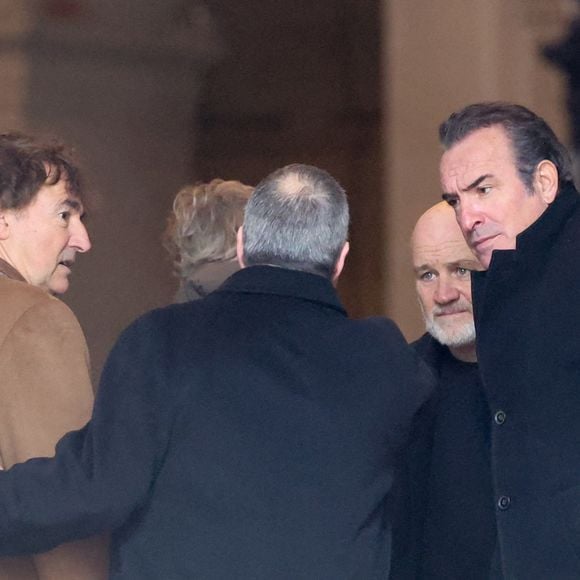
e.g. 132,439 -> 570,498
0,132 -> 82,210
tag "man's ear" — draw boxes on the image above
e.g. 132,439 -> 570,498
332,241 -> 350,284
236,226 -> 246,268
534,160 -> 558,205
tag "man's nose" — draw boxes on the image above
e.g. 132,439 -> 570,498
69,220 -> 92,253
457,200 -> 484,233
434,278 -> 460,304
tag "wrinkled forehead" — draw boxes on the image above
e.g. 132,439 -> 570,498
413,237 -> 476,270
439,127 -> 516,188
412,203 -> 470,259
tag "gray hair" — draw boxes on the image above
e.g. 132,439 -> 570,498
164,179 -> 253,280
439,102 -> 575,193
242,164 -> 349,278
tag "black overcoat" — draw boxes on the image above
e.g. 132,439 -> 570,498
472,184 -> 580,579
390,334 -> 495,580
0,265 -> 433,579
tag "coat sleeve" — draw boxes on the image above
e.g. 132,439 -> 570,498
0,309 -> 176,557
390,396 -> 437,578
0,297 -> 109,578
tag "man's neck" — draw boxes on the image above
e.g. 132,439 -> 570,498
449,342 -> 477,363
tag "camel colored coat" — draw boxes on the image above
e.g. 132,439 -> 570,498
0,259 -> 108,579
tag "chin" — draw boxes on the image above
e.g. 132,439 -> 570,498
426,319 -> 476,348
48,278 -> 70,295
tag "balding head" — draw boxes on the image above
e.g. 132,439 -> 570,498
412,202 -> 482,361
412,201 -> 466,250
239,164 -> 350,280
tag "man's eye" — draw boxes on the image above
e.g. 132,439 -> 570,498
58,211 -> 71,222
477,186 -> 492,195
443,196 -> 459,208
420,272 -> 435,281
456,267 -> 471,278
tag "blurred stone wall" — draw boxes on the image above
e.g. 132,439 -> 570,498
0,0 -> 217,380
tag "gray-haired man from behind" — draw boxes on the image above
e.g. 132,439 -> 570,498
0,163 -> 433,579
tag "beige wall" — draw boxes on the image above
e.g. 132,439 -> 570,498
0,1 -> 217,381
382,0 -> 571,340
195,0 -> 385,319
0,3 -> 33,130
0,0 -> 575,377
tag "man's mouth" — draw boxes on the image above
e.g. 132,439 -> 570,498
58,260 -> 74,269
435,309 -> 467,317
471,234 -> 498,251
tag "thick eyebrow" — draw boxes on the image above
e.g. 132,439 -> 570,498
462,174 -> 492,192
62,198 -> 83,212
414,259 -> 480,274
413,264 -> 435,274
59,198 -> 87,219
442,174 -> 494,201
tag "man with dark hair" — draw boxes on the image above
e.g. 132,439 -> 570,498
0,163 -> 433,579
439,102 -> 580,578
0,133 -> 108,578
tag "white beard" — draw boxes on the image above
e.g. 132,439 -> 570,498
420,299 -> 476,348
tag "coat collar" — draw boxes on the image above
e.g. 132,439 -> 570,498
473,184 -> 580,283
412,332 -> 476,375
216,265 -> 347,315
471,184 -> 580,354
0,258 -> 25,282
412,332 -> 447,372
479,183 -> 580,273
515,183 -> 580,257
177,259 -> 241,302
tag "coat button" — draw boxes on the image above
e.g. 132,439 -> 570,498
494,410 -> 507,425
497,495 -> 511,510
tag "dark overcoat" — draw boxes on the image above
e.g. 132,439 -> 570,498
0,266 -> 433,579
390,334 -> 495,580
472,184 -> 580,579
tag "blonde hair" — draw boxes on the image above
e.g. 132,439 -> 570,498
164,179 -> 253,280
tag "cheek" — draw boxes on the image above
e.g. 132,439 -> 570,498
480,199 -> 505,225
523,196 -> 549,222
36,246 -> 61,276
416,286 -> 434,311
460,284 -> 473,303
501,191 -> 543,232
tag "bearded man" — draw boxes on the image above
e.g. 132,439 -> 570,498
392,202 -> 495,579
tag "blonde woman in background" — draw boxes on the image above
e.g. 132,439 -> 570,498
164,179 -> 254,301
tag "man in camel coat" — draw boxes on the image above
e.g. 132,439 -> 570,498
0,133 -> 108,579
